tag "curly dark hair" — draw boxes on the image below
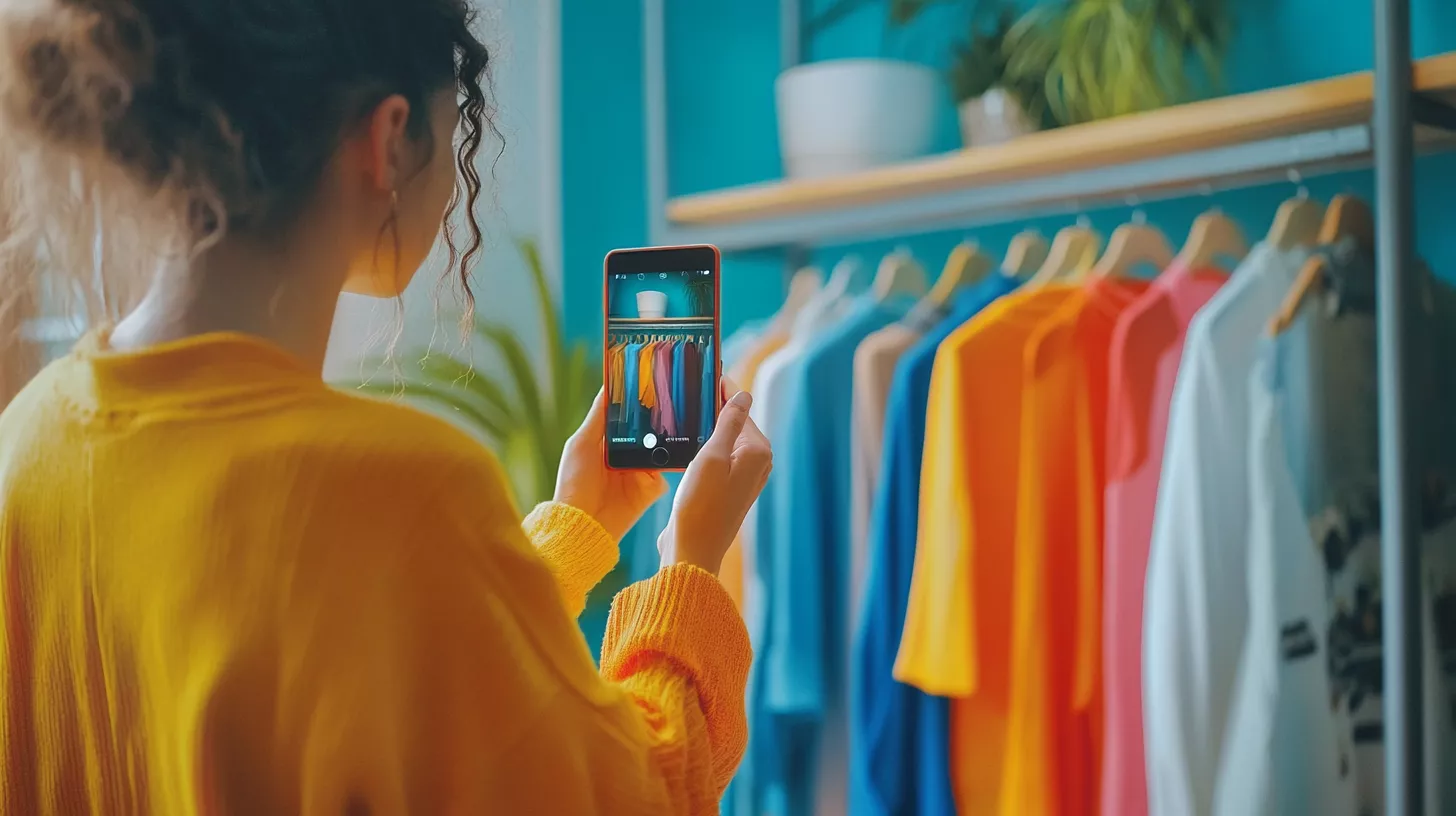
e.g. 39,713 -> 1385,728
0,0 -> 494,320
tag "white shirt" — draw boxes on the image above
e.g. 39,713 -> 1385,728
1142,242 -> 1309,816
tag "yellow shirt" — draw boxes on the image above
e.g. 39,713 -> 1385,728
609,342 -> 626,405
0,330 -> 751,815
639,342 -> 657,409
896,286 -> 1074,812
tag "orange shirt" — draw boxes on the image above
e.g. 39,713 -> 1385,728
999,277 -> 1147,816
896,285 -> 1076,812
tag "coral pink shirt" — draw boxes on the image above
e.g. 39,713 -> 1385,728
1101,265 -> 1226,816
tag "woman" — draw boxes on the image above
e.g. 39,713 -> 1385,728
0,1 -> 770,814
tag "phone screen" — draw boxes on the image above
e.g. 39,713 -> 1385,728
604,245 -> 720,470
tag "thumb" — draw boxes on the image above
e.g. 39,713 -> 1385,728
701,387 -> 752,458
570,389 -> 607,443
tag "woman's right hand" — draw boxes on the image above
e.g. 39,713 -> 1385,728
658,380 -> 773,576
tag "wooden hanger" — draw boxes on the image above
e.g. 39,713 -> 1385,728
924,241 -> 993,308
1091,219 -> 1175,278
1174,209 -> 1247,271
1001,229 -> 1050,278
1268,194 -> 1374,335
873,250 -> 928,301
1027,225 -> 1102,287
767,266 -> 823,336
1266,195 -> 1326,251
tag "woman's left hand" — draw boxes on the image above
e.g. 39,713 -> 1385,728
554,389 -> 669,541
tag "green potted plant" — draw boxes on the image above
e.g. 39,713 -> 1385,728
1007,0 -> 1232,125
949,6 -> 1049,147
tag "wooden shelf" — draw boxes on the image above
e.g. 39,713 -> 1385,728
608,317 -> 714,324
661,52 -> 1456,249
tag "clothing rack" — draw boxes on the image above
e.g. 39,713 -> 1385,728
639,0 -> 1456,810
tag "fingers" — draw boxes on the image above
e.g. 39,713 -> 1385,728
701,387 -> 753,458
730,413 -> 773,483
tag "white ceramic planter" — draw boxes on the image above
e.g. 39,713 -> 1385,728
776,59 -> 941,179
958,87 -> 1038,148
636,290 -> 668,319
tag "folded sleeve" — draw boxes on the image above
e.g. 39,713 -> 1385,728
522,501 -> 620,618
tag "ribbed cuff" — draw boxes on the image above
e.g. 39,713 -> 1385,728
601,564 -> 752,780
522,502 -> 619,617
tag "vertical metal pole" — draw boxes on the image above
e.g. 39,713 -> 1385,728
1374,0 -> 1423,812
643,0 -> 670,245
781,0 -> 805,290
781,0 -> 802,70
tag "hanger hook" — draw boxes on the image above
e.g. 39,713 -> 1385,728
1287,167 -> 1310,200
1199,182 -> 1215,198
1075,213 -> 1092,229
1132,210 -> 1149,225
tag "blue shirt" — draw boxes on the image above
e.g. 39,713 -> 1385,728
701,338 -> 716,442
622,342 -> 642,435
672,340 -> 687,437
849,275 -> 1016,816
759,296 -> 913,815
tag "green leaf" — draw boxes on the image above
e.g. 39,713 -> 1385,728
515,238 -> 566,426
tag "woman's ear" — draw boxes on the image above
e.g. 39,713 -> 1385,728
361,94 -> 413,193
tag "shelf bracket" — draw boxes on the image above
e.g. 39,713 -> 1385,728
1413,92 -> 1456,132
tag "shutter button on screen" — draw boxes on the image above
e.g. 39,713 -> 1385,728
651,446 -> 671,467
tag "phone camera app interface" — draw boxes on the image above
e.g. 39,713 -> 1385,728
607,266 -> 716,468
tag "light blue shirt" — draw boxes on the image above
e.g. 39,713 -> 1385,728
757,295 -> 912,815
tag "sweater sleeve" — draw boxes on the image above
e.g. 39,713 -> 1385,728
522,501 -> 620,618
520,502 -> 751,802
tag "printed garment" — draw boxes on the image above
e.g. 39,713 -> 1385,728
1216,242 -> 1456,816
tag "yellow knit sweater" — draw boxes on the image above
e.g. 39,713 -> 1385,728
0,330 -> 751,815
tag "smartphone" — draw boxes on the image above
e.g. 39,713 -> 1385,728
604,244 -> 721,470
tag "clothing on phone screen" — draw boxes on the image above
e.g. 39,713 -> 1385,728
654,341 -> 676,438
683,340 -> 702,440
700,338 -> 716,443
672,340 -> 687,438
